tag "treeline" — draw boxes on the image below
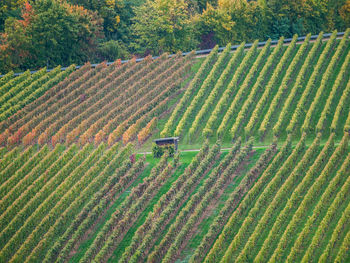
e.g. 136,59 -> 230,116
0,0 -> 349,72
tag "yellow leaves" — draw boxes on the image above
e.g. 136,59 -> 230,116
0,0 -> 26,12
106,0 -> 116,8
221,19 -> 233,31
218,0 -> 246,10
340,0 -> 350,25
138,117 -> 157,144
201,4 -> 234,32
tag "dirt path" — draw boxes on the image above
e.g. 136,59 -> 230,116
137,145 -> 272,155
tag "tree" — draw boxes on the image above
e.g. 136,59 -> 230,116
0,0 -> 26,31
195,3 -> 234,48
263,0 -> 344,37
340,0 -> 350,27
67,0 -> 141,45
325,0 -> 349,31
131,0 -> 198,55
196,0 -> 268,46
97,39 -> 129,61
0,0 -> 104,72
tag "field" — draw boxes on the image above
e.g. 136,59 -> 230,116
162,30 -> 350,146
0,29 -> 349,263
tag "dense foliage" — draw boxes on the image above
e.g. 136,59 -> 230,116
1,0 -> 350,72
0,0 -> 103,72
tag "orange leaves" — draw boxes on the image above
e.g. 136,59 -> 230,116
22,126 -> 37,146
138,117 -> 157,144
108,123 -> 127,146
113,58 -> 122,68
66,127 -> 79,145
0,53 -> 191,148
37,133 -> 47,146
0,129 -> 10,146
94,130 -> 105,146
122,124 -> 137,145
78,133 -> 90,146
22,130 -> 36,146
107,132 -> 117,147
38,123 -> 57,146
6,124 -> 30,146
21,2 -> 34,27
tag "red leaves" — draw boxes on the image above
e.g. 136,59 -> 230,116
130,154 -> 136,164
21,2 -> 34,27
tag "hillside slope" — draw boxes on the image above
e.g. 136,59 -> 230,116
162,29 -> 350,146
0,132 -> 349,262
0,30 -> 349,263
0,30 -> 349,149
0,52 -> 195,148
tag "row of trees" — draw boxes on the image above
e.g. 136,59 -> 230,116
0,0 -> 349,72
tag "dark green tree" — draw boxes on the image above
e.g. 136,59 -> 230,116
131,0 -> 198,55
0,0 -> 104,72
196,0 -> 269,46
68,0 -> 142,43
0,0 -> 26,31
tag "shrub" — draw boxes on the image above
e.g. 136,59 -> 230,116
152,143 -> 175,158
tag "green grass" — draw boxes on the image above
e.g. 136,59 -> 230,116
290,153 -> 349,262
70,150 -> 202,262
268,42 -> 327,142
324,205 -> 350,262
186,50 -> 262,146
251,45 -> 302,137
176,148 -> 264,262
279,150 -> 348,262
185,49 -> 246,140
251,145 -> 322,260
69,162 -> 155,262
139,40 -> 347,153
151,41 -> 347,150
308,44 -> 350,135
310,196 -> 350,263
137,57 -> 206,153
234,44 -> 298,140
178,53 -> 233,143
108,162 -> 187,262
149,152 -> 228,254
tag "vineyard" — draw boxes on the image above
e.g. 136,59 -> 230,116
0,52 -> 195,148
0,29 -> 349,263
163,30 -> 350,145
